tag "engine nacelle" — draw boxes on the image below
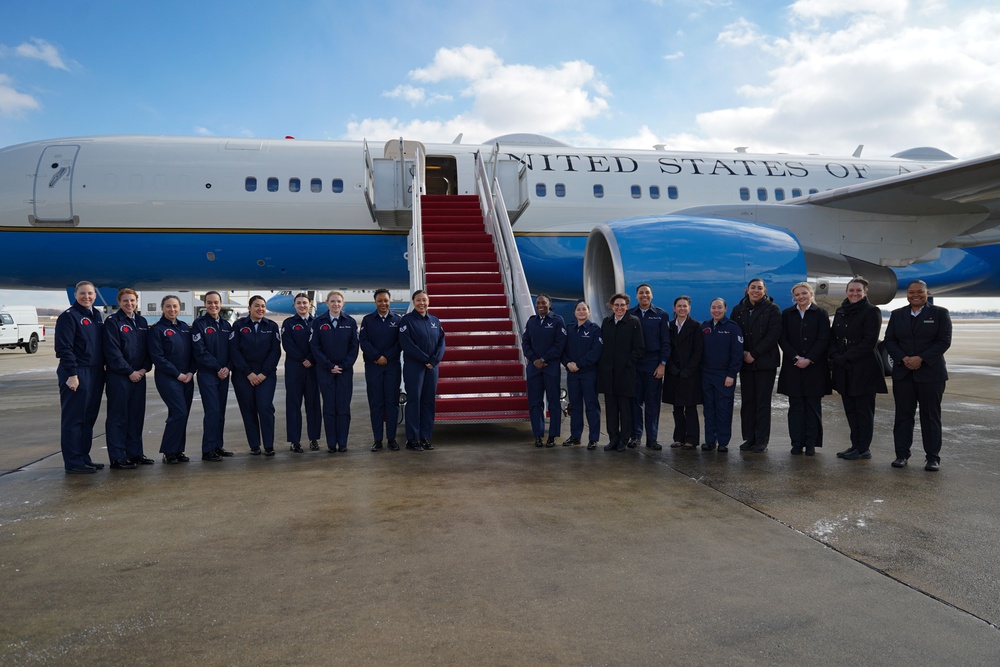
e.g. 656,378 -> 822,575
583,215 -> 807,320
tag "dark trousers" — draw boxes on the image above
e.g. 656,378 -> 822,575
604,393 -> 632,447
365,362 -> 401,442
739,368 -> 776,446
403,361 -> 438,442
787,395 -> 823,448
232,373 -> 276,451
702,370 -> 735,446
285,362 -> 321,444
526,366 -> 562,438
672,405 -> 700,447
841,393 -> 876,453
631,364 -> 663,443
197,371 -> 230,453
567,371 -> 601,442
317,371 -> 353,449
58,366 -> 104,469
892,376 -> 944,463
155,374 -> 193,455
105,373 -> 146,461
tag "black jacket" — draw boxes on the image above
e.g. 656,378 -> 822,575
596,314 -> 644,396
883,303 -> 952,383
731,295 -> 782,372
777,303 -> 831,397
663,318 -> 702,406
828,297 -> 887,397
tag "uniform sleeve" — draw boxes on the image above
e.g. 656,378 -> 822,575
728,323 -> 744,376
541,316 -> 568,362
658,313 -> 671,365
920,307 -> 952,368
54,311 -> 79,376
103,316 -> 132,375
753,304 -> 783,359
399,317 -> 429,364
309,321 -> 334,372
521,317 -> 538,361
629,318 -> 645,365
346,318 -> 360,367
191,319 -> 222,371
430,325 -> 446,366
148,327 -> 180,378
229,323 -> 251,375
358,315 -> 378,362
263,324 -> 281,375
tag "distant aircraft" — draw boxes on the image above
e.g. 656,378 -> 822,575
265,289 -> 408,317
2,132 -> 999,315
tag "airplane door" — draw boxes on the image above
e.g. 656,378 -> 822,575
33,145 -> 80,223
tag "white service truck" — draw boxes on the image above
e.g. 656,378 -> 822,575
0,306 -> 46,353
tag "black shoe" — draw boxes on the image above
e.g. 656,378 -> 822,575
110,459 -> 138,469
290,443 -> 304,453
215,448 -> 235,457
750,443 -> 767,453
891,457 -> 908,468
646,442 -> 663,451
129,455 -> 155,465
387,440 -> 400,451
534,437 -> 544,447
545,437 -> 556,448
339,446 -> 348,452
420,440 -> 434,450
925,460 -> 940,472
162,454 -> 180,464
327,447 -> 337,453
717,445 -> 729,453
791,446 -> 803,455
65,466 -> 97,474
670,442 -> 683,448
405,441 -> 424,451
626,438 -> 638,449
805,447 -> 815,456
371,441 -> 383,452
586,441 -> 598,450
603,442 -> 617,451
175,452 -> 190,462
250,448 -> 261,456
616,442 -> 628,452
836,448 -> 857,459
739,441 -> 753,451
701,443 -> 717,451
563,438 -> 580,446
84,462 -> 105,470
264,449 -> 275,457
309,440 -> 320,451
842,450 -> 871,460
202,451 -> 223,462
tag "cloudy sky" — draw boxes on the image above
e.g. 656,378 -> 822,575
2,0 -> 999,308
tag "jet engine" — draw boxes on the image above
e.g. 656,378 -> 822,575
583,215 -> 807,319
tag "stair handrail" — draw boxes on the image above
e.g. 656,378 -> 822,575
407,140 -> 426,296
474,149 -> 535,340
362,139 -> 378,223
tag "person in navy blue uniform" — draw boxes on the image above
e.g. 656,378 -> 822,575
522,294 -> 567,447
829,277 -> 887,461
148,294 -> 196,464
55,280 -> 106,474
777,283 -> 831,456
732,278 -> 782,453
281,292 -> 322,453
359,289 -> 403,452
230,294 -> 282,455
561,301 -> 603,449
700,298 -> 743,452
310,290 -> 359,453
103,288 -> 152,469
192,290 -> 235,462
883,280 -> 952,472
629,284 -> 671,449
662,296 -> 702,450
399,290 -> 446,451
597,293 -> 645,452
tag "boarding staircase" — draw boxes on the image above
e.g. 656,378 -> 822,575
422,194 -> 531,422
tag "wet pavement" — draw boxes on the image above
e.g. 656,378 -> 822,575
1,321 -> 998,665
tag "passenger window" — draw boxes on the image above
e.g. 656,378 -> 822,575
808,188 -> 818,195
630,185 -> 641,199
740,187 -> 750,201
667,185 -> 678,200
332,179 -> 344,193
536,183 -> 547,197
649,185 -> 660,200
593,184 -> 604,199
289,178 -> 301,193
775,188 -> 785,201
757,188 -> 768,202
267,177 -> 279,192
311,178 -> 322,193
791,188 -> 802,198
555,183 -> 566,197
245,177 -> 257,192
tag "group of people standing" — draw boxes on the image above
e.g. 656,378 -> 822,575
55,283 -> 445,474
522,277 -> 952,472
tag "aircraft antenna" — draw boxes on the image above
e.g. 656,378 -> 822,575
853,144 -> 864,158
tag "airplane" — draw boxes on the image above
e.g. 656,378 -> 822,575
265,289 -> 409,317
2,132 -> 1000,320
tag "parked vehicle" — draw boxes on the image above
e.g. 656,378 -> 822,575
0,306 -> 46,353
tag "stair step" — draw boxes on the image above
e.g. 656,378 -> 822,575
432,294 -> 508,307
425,261 -> 500,273
425,282 -> 505,296
434,396 -> 530,414
438,378 -> 526,395
443,347 -> 520,362
438,362 -> 524,379
425,272 -> 503,284
445,332 -> 516,347
437,319 -> 513,333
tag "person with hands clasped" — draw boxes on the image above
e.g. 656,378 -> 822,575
230,295 -> 282,456
282,293 -> 322,453
103,288 -> 152,469
561,300 -> 603,449
149,295 -> 196,464
522,294 -> 567,447
191,290 -> 235,462
310,290 -> 359,453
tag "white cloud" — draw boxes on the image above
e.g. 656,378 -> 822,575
663,51 -> 685,61
791,0 -> 908,21
385,85 -> 426,105
14,38 -> 69,71
717,18 -> 764,47
0,73 -> 40,116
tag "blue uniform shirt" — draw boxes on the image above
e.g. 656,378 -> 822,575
104,309 -> 151,376
149,317 -> 195,377
630,304 -> 671,367
701,316 -> 743,376
55,302 -> 104,375
309,312 -> 360,373
561,320 -> 603,372
399,311 -> 446,366
191,314 -> 232,372
521,313 -> 567,366
281,314 -> 316,366
359,311 -> 402,366
230,316 -> 281,376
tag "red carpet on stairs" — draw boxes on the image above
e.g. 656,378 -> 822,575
421,194 -> 529,422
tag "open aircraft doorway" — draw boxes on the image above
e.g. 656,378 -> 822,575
425,155 -> 457,195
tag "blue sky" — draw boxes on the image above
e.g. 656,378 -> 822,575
2,0 -> 1000,309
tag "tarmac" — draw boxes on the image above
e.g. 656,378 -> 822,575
1,320 -> 999,666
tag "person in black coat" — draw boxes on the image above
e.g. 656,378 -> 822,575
777,283 -> 831,456
829,277 -> 887,461
662,295 -> 702,449
731,278 -> 782,453
883,280 -> 952,471
597,293 -> 645,452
